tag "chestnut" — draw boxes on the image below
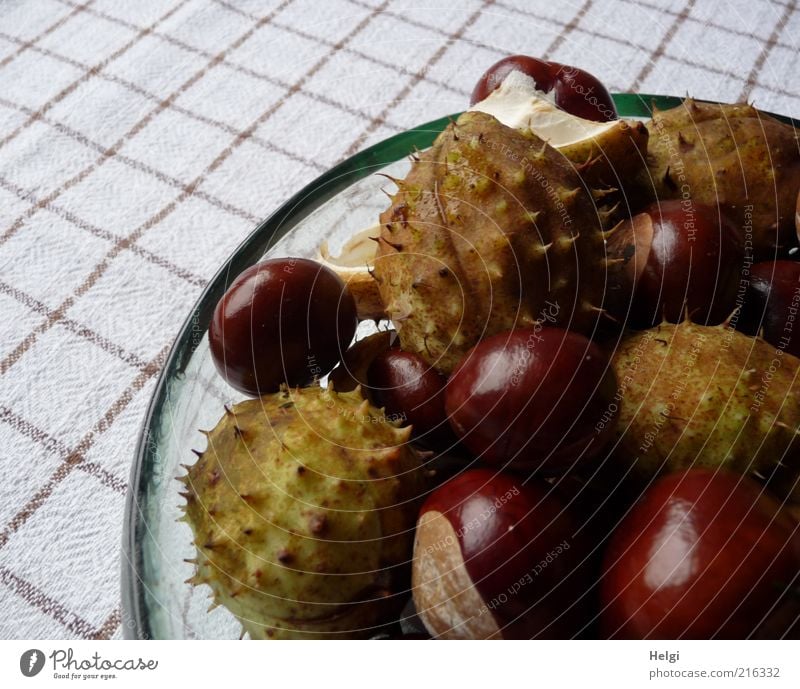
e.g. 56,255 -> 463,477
367,348 -> 456,448
209,257 -> 357,395
445,327 -> 618,473
412,469 -> 588,639
606,200 -> 743,327
736,260 -> 800,357
329,330 -> 397,394
470,54 -> 617,122
796,186 -> 800,248
602,470 -> 800,639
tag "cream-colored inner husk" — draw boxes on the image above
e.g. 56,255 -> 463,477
319,224 -> 379,270
412,511 -> 502,640
468,69 -> 617,148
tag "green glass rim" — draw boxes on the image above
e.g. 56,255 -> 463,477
121,93 -> 799,639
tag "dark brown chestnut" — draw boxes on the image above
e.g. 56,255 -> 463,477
445,327 -> 618,473
470,54 -> 617,122
602,470 -> 800,639
736,260 -> 800,356
329,330 -> 397,394
209,257 -> 357,395
796,186 -> 800,247
412,469 -> 589,639
606,200 -> 744,327
367,349 -> 455,447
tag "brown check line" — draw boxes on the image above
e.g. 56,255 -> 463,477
631,0 -> 799,52
499,0 -> 776,57
0,405 -> 70,457
57,0 -> 468,122
739,0 -> 798,101
540,0 -> 594,58
93,608 -> 121,640
343,0 -> 497,158
630,0 -> 697,92
0,279 -> 150,371
0,172 -> 207,290
0,344 -> 168,553
490,1 -> 744,99
0,0 -> 199,251
0,567 -> 122,640
468,0 -> 605,59
1,0 -> 395,380
0,31 -> 326,188
331,0 -> 800,108
0,359 -> 157,639
214,0 -> 473,100
0,0 -> 299,255
1,1 -> 393,640
79,461 -> 127,494
53,0 -> 407,136
268,20 -> 471,101
0,30 -> 329,178
488,0 -> 800,106
345,0 -> 638,154
0,567 -> 101,639
0,0 -> 388,379
0,270 -> 177,493
344,0 -> 508,68
0,347 -> 166,640
0,406 -> 127,495
0,89 -> 263,227
0,346 -> 164,638
0,0 -> 94,71
0,0 -> 192,153
346,1 -> 800,111
0,196 -> 178,378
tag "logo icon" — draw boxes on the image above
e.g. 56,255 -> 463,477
20,649 -> 45,677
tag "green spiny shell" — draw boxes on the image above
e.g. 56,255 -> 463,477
181,386 -> 425,639
611,321 -> 800,492
373,110 -> 609,373
645,98 -> 800,254
556,117 -> 649,192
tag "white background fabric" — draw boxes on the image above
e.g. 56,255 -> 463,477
0,0 -> 798,639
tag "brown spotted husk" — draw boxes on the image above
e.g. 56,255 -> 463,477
644,98 -> 800,254
373,110 -> 612,373
180,385 -> 425,639
611,320 -> 800,495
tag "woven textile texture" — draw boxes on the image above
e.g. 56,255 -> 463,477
0,0 -> 798,639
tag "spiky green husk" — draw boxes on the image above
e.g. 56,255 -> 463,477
611,321 -> 800,493
373,110 -> 610,373
556,117 -> 649,194
180,386 -> 425,639
644,98 -> 800,254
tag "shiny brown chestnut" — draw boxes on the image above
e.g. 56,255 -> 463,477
606,200 -> 743,327
413,469 -> 588,639
209,257 -> 357,395
602,470 -> 800,639
367,349 -> 455,447
470,54 -> 617,122
736,260 -> 800,357
445,327 -> 618,473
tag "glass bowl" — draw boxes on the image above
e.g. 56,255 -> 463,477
122,94 -> 790,639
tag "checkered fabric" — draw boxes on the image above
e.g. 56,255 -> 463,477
0,0 -> 797,640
